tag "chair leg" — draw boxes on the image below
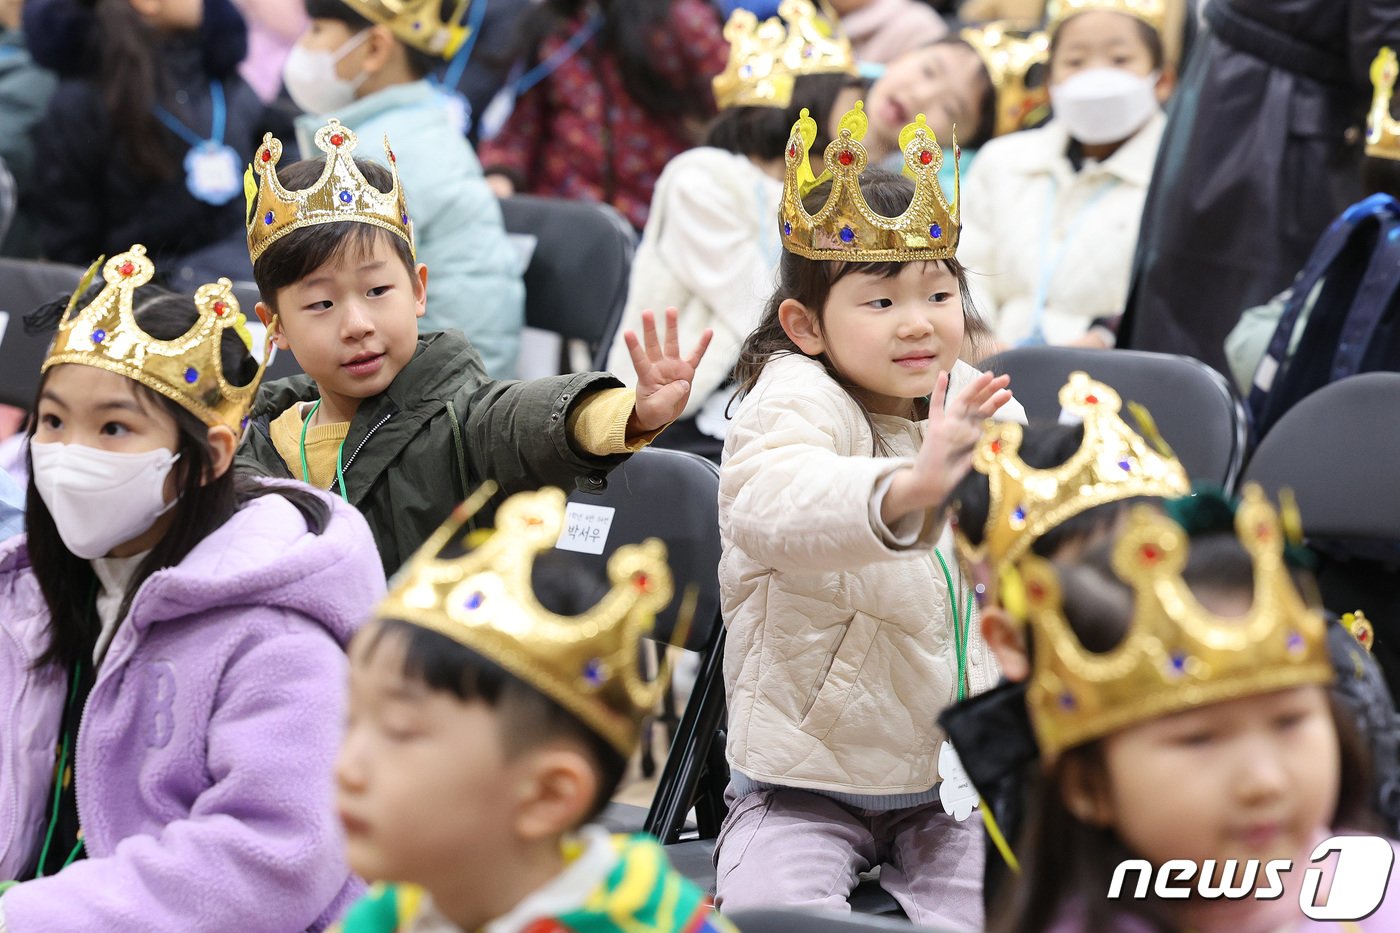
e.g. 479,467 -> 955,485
646,621 -> 727,844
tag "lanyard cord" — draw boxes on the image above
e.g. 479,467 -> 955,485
1020,175 -> 1119,346
934,548 -> 974,702
299,400 -> 350,503
153,80 -> 226,149
37,658 -> 86,876
436,0 -> 489,92
513,11 -> 603,98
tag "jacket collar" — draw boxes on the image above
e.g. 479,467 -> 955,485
1010,112 -> 1165,189
293,79 -> 440,154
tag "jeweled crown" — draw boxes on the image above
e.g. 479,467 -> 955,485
340,0 -> 472,57
1368,47 -> 1400,162
1021,485 -> 1333,763
376,486 -> 676,756
1046,0 -> 1166,35
780,101 -> 959,261
713,0 -> 856,110
246,119 -> 414,263
42,245 -> 263,435
955,373 -> 1190,570
960,21 -> 1050,138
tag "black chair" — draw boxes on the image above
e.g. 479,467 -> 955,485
981,346 -> 1248,489
563,448 -> 729,842
500,194 -> 636,372
0,258 -> 88,408
725,908 -> 952,933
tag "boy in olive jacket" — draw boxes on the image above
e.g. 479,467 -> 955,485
237,121 -> 709,573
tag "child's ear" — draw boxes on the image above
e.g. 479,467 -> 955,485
413,263 -> 428,319
1153,67 -> 1177,104
359,25 -> 399,76
255,302 -> 290,350
980,605 -> 1030,682
778,298 -> 824,356
1059,753 -> 1114,828
204,424 -> 239,482
512,747 -> 598,842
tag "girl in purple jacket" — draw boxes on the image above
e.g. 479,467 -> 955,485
0,245 -> 385,931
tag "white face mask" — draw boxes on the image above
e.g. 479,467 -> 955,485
31,442 -> 181,560
1049,67 -> 1161,147
282,31 -> 371,115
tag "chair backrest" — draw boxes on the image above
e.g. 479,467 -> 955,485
725,908 -> 953,933
1242,372 -> 1400,541
500,195 -> 635,370
981,346 -> 1248,489
0,259 -> 88,408
564,447 -> 721,651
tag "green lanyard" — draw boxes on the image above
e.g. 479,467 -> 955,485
935,548 -> 975,702
37,659 -> 86,876
299,399 -> 350,503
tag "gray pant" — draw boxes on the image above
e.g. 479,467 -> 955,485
713,785 -> 984,931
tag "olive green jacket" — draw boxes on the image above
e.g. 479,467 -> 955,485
237,331 -> 629,575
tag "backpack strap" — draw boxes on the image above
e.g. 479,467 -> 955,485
444,398 -> 470,500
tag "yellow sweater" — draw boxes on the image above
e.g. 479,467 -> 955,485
270,388 -> 655,491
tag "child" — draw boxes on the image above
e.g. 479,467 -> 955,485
238,121 -> 709,574
958,0 -> 1173,348
0,246 -> 384,930
605,0 -> 861,458
479,0 -> 729,230
283,0 -> 526,378
715,100 -> 1021,928
30,0 -> 278,281
993,486 -> 1400,932
331,486 -> 737,933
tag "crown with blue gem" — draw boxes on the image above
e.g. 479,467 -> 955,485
955,372 -> 1190,571
712,0 -> 856,110
375,485 -> 678,756
42,244 -> 264,436
1020,485 -> 1333,764
339,0 -> 472,58
780,101 -> 959,261
245,119 -> 414,263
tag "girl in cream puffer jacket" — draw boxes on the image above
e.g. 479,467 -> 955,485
715,165 -> 1024,930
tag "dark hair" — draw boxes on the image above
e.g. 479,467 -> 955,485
950,422 -> 1146,560
990,534 -> 1374,933
1049,12 -> 1166,73
97,0 -> 182,181
1362,156 -> 1400,200
703,73 -> 863,159
251,158 -> 416,309
304,0 -> 459,79
362,552 -> 630,823
512,0 -> 715,123
731,170 -> 992,437
24,286 -> 333,672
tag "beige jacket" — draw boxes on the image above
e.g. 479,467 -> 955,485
719,354 -> 1024,794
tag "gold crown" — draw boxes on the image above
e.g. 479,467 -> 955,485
1368,47 -> 1400,161
1022,485 -> 1333,763
340,0 -> 471,58
780,101 -> 959,261
713,0 -> 856,110
42,245 -> 263,435
955,373 -> 1189,570
960,21 -> 1050,138
377,486 -> 677,756
246,119 -> 414,263
1046,0 -> 1166,35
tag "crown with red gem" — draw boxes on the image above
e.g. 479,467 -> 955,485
1021,485 -> 1333,764
1368,47 -> 1400,161
246,119 -> 413,263
713,0 -> 856,110
1046,0 -> 1166,35
375,485 -> 677,756
339,0 -> 472,58
42,245 -> 264,435
961,21 -> 1050,138
955,372 -> 1190,571
780,100 -> 959,261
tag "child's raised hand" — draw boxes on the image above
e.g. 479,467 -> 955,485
881,370 -> 1013,529
625,308 -> 713,434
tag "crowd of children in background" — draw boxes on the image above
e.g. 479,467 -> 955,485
0,0 -> 1398,931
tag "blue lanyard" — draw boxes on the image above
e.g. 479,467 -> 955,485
435,0 -> 490,92
1020,173 -> 1119,346
513,11 -> 604,98
153,80 -> 226,150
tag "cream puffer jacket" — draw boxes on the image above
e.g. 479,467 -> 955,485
719,354 -> 1025,795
